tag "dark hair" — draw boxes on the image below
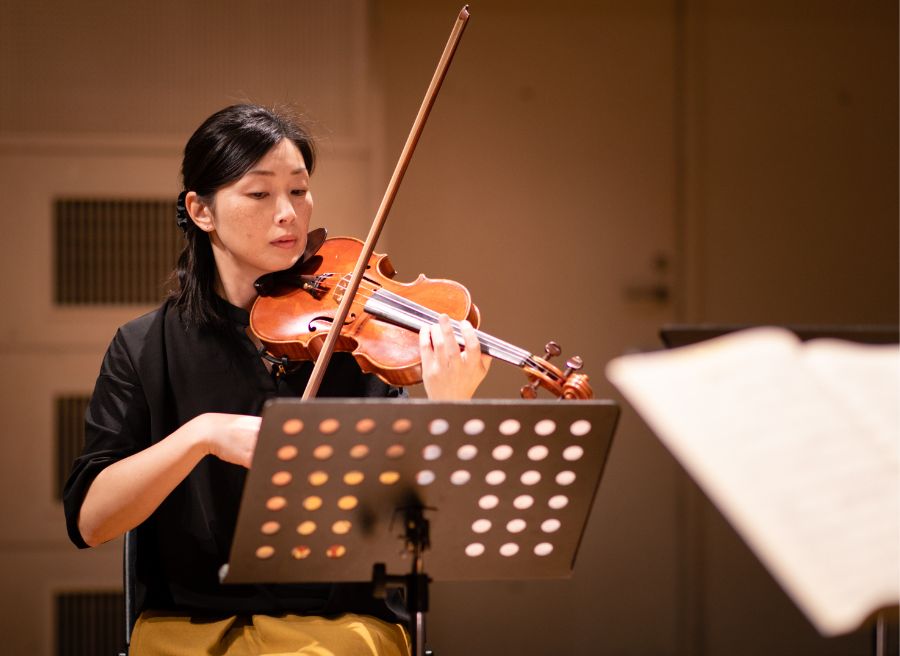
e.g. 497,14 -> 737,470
167,104 -> 316,331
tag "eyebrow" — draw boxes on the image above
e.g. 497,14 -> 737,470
246,167 -> 308,176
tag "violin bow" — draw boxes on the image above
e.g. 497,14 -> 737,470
302,5 -> 471,400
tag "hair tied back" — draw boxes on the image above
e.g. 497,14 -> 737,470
176,191 -> 190,232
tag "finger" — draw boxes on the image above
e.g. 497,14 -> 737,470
439,314 -> 456,345
459,320 -> 481,362
429,320 -> 449,366
419,325 -> 435,369
439,315 -> 461,364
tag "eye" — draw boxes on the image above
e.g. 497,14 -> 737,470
291,189 -> 308,197
248,192 -> 268,200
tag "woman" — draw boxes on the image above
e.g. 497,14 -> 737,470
63,104 -> 490,655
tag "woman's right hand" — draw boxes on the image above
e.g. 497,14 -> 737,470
200,413 -> 262,468
78,412 -> 262,546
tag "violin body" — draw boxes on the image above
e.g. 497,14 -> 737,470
251,236 -> 480,387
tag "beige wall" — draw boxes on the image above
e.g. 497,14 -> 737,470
0,0 -> 896,654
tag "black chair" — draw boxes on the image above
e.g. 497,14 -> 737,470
118,529 -> 137,656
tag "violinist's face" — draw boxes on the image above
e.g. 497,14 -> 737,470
189,138 -> 313,303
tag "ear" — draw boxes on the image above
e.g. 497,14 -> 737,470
185,191 -> 214,233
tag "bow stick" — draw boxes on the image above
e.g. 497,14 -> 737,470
302,5 -> 471,399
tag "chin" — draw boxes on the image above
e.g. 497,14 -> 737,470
271,251 -> 303,273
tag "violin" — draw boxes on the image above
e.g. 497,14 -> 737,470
251,230 -> 593,400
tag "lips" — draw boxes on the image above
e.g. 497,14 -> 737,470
271,236 -> 298,249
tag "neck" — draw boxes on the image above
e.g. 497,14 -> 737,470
215,275 -> 257,311
210,250 -> 259,311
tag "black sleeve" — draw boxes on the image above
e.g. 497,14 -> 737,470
62,328 -> 151,549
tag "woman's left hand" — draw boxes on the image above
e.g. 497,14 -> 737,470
420,314 -> 491,400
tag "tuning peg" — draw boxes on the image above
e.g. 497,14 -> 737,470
563,356 -> 583,376
543,341 -> 562,359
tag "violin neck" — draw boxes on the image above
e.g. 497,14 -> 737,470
364,287 -> 532,369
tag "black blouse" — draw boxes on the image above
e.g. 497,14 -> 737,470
63,299 -> 404,619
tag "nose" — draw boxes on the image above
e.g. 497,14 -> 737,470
274,195 -> 297,225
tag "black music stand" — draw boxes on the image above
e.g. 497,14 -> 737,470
223,398 -> 619,655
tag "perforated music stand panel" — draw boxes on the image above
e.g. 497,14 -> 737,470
225,399 -> 618,584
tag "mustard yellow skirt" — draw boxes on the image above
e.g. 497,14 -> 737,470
130,611 -> 411,656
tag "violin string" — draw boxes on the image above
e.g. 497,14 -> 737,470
375,288 -> 533,363
325,275 -> 559,380
336,278 -> 548,371
333,277 -> 527,360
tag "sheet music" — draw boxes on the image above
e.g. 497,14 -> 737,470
606,327 -> 900,636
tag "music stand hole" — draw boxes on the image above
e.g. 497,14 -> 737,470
520,470 -> 541,486
478,495 -> 499,510
355,418 -> 376,434
563,445 -> 585,461
555,471 -> 576,486
485,470 -> 506,485
308,471 -> 328,486
349,444 -> 370,459
499,543 -> 520,557
326,545 -> 347,559
548,495 -> 569,510
312,444 -> 334,460
318,418 -> 340,435
457,444 -> 478,460
527,445 -> 549,461
534,542 -> 554,557
429,418 -> 449,435
302,496 -> 323,511
471,519 -> 491,534
392,418 -> 412,433
282,419 -> 303,435
422,444 -> 442,461
379,471 -> 400,485
255,545 -> 275,559
343,471 -> 364,486
416,470 -> 436,486
506,519 -> 526,533
570,419 -> 591,436
498,419 -> 520,436
534,419 -> 556,436
513,495 -> 534,510
492,445 -> 513,461
266,496 -> 287,511
465,543 -> 485,557
291,546 -> 312,560
276,445 -> 298,461
271,471 -> 292,486
541,518 -> 561,533
450,470 -> 471,485
297,521 -> 316,536
260,521 -> 280,535
463,418 -> 485,435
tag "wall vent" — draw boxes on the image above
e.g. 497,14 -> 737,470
55,590 -> 124,656
55,395 -> 91,500
54,198 -> 182,304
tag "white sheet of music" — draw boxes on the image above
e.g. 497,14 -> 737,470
605,327 -> 900,636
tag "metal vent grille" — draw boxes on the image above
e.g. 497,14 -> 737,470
56,395 -> 90,501
56,591 -> 125,656
55,198 -> 181,304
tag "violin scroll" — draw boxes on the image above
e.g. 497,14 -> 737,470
520,341 -> 593,400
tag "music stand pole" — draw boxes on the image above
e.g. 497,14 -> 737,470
373,503 -> 432,656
